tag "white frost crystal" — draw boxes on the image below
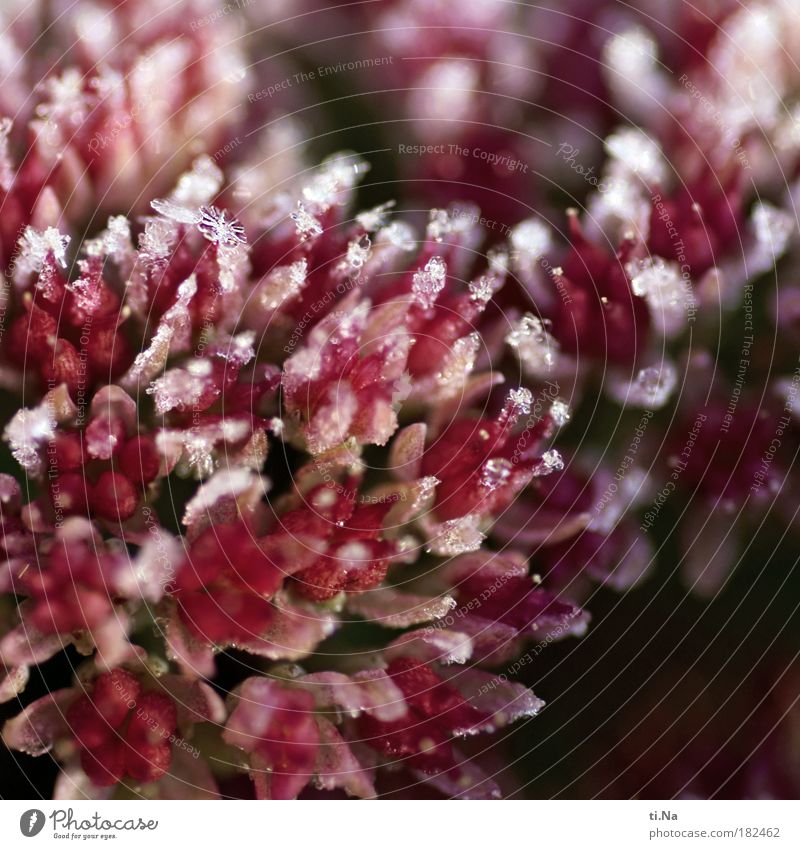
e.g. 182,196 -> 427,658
481,458 -> 513,491
197,205 -> 246,246
170,155 -> 224,210
337,234 -> 372,278
602,27 -> 667,121
0,117 -> 14,192
256,259 -> 308,311
356,201 -> 395,232
182,468 -> 268,528
549,399 -> 571,427
535,449 -> 564,475
604,128 -> 666,185
84,215 -> 134,265
751,202 -> 794,274
15,226 -> 70,279
511,218 -> 552,267
608,363 -> 677,409
426,204 -> 478,243
412,256 -> 447,310
629,257 -> 696,337
429,515 -> 486,556
4,405 -> 56,475
291,201 -> 323,241
302,153 -> 368,214
434,333 -> 479,400
506,314 -> 558,375
122,275 -> 197,389
506,387 -> 533,417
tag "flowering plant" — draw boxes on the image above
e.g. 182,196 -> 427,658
1,0 -> 799,800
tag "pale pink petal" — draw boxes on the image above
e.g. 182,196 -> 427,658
388,423 -> 427,481
2,689 -> 76,755
298,670 -> 407,723
346,588 -> 456,628
314,717 -> 376,798
385,628 -> 473,665
164,611 -> 216,678
155,747 -> 219,800
0,665 -> 29,703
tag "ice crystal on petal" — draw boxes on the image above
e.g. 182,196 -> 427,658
346,589 -> 457,629
35,70 -> 90,145
339,234 -> 372,276
506,387 -> 533,417
468,275 -> 495,305
481,458 -> 513,491
122,275 -> 197,388
385,627 -> 473,665
506,314 -> 558,375
427,205 -> 477,243
15,227 -> 70,279
182,468 -> 267,529
429,515 -> 486,556
291,202 -> 323,241
170,155 -> 224,210
604,128 -> 665,185
412,256 -> 447,310
83,216 -> 134,265
217,240 -> 250,295
302,154 -> 369,213
609,363 -> 677,409
588,169 -> 650,240
603,26 -> 666,119
138,217 -> 178,270
0,117 -> 14,192
218,332 -> 256,367
148,369 -> 208,415
67,261 -> 103,313
197,206 -> 246,246
510,218 -> 552,266
629,257 -> 696,337
435,333 -> 480,400
534,449 -> 565,475
604,26 -> 659,82
752,202 -> 794,268
356,201 -> 396,232
549,400 -> 571,427
379,221 -> 416,251
4,406 -> 56,475
150,198 -> 202,225
256,260 -> 308,311
411,60 -> 478,136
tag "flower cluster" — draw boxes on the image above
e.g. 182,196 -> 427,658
1,0 -> 799,800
